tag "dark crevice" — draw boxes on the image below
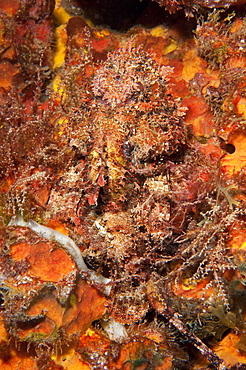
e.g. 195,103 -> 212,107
62,0 -> 194,31
64,0 -> 151,30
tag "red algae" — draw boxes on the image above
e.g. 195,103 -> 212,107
153,0 -> 246,13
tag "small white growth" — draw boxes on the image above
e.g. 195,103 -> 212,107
8,215 -> 112,295
90,273 -> 112,296
94,219 -> 113,239
100,318 -> 128,342
144,175 -> 169,194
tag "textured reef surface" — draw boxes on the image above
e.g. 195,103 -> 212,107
2,1 -> 246,369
